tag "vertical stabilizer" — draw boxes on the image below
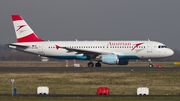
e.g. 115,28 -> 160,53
12,15 -> 44,42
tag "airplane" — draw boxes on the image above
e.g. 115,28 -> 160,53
8,14 -> 174,67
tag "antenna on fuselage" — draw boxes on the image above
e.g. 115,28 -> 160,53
75,39 -> 78,41
148,39 -> 150,41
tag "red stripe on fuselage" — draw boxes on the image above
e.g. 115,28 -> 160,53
12,15 -> 23,21
17,33 -> 44,42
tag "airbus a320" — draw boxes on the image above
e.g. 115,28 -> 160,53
8,15 -> 174,67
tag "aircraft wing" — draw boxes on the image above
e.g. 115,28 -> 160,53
61,47 -> 111,56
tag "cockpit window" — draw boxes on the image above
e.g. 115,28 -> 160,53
158,45 -> 167,48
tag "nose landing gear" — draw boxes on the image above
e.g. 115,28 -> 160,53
148,59 -> 153,67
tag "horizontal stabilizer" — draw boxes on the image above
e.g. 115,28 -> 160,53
8,43 -> 30,49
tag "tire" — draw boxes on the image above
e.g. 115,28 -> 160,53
95,62 -> 101,67
149,64 -> 153,67
88,62 -> 94,67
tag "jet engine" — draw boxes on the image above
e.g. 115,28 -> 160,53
101,54 -> 129,65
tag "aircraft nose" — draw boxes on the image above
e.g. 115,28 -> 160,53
168,49 -> 174,56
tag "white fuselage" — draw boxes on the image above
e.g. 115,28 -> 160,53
10,40 -> 174,60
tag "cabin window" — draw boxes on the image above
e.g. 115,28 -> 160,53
158,45 -> 166,48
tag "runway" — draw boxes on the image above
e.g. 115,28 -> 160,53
0,67 -> 180,72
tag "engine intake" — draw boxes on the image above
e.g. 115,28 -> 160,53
101,54 -> 119,64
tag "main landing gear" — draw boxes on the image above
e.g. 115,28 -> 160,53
148,59 -> 153,67
88,61 -> 101,67
88,62 -> 94,67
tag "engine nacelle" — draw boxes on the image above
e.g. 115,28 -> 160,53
101,54 -> 129,65
101,54 -> 119,65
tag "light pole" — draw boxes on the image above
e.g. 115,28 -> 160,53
11,79 -> 15,96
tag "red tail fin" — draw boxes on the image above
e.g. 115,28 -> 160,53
12,15 -> 44,42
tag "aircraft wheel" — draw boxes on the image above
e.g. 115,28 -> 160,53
95,62 -> 101,67
149,64 -> 153,67
148,59 -> 153,67
88,62 -> 94,67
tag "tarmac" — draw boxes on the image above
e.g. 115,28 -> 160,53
0,67 -> 180,72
